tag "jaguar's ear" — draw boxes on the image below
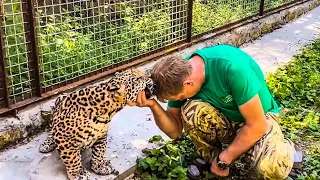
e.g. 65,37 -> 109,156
107,83 -> 120,91
145,68 -> 152,78
114,71 -> 124,77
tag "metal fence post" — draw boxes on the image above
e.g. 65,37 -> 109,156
259,0 -> 265,16
186,0 -> 193,42
22,0 -> 42,97
0,14 -> 9,108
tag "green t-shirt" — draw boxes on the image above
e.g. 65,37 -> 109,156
168,44 -> 279,122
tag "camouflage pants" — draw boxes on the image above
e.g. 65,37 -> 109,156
181,99 -> 295,180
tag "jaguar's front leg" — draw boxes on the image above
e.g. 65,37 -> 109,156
39,130 -> 56,153
90,136 -> 119,175
57,147 -> 90,180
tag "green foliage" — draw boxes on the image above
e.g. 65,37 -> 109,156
192,0 -> 259,35
3,0 -> 30,95
37,4 -> 172,86
37,12 -> 107,86
266,38 -> 320,138
136,133 -> 197,180
148,135 -> 165,143
4,2 -> 172,94
266,38 -> 320,179
265,0 -> 296,10
296,144 -> 320,180
276,108 -> 320,141
266,39 -> 320,109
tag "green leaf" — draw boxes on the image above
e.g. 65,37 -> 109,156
308,124 -> 318,131
148,135 -> 164,143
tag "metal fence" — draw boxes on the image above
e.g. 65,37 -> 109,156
0,0 -> 302,115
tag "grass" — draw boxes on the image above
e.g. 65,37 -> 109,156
133,37 -> 320,180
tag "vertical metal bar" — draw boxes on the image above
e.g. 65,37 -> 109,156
22,0 -> 42,97
186,0 -> 193,42
0,7 -> 10,108
259,0 -> 265,16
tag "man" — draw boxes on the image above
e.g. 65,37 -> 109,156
134,44 -> 300,179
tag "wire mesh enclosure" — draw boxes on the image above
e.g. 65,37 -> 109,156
0,0 -> 303,114
265,0 -> 297,11
35,0 -> 188,92
1,0 -> 40,105
191,0 -> 261,35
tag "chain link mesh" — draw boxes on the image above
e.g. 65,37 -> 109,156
35,0 -> 188,91
265,0 -> 297,11
192,0 -> 261,35
2,0 -> 36,104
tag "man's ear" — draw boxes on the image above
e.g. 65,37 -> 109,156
183,79 -> 194,86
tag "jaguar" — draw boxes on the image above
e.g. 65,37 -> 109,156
38,68 -> 154,180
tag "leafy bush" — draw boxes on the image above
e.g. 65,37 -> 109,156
192,0 -> 259,35
296,144 -> 320,180
37,13 -> 107,86
135,133 -> 197,180
3,0 -> 31,97
265,0 -> 296,10
266,38 -> 320,139
266,40 -> 320,109
266,38 -> 320,179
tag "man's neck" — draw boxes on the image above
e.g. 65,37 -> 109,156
189,55 -> 206,85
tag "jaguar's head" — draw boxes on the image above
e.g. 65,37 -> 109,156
106,68 -> 155,105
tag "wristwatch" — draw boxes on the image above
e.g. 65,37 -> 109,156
216,154 -> 230,170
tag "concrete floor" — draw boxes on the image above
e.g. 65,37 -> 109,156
0,5 -> 319,180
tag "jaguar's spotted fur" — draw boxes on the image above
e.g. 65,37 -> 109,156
38,68 -> 154,180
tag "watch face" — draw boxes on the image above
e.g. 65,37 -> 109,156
218,162 -> 227,170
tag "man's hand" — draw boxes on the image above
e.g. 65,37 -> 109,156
210,156 -> 230,177
216,94 -> 268,167
137,91 -> 157,107
128,91 -> 156,107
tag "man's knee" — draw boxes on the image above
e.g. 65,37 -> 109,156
181,99 -> 220,126
256,147 -> 294,179
180,99 -> 236,144
250,114 -> 295,179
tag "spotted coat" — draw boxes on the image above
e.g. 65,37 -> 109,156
38,68 -> 154,180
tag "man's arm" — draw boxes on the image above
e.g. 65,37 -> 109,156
136,91 -> 183,140
150,102 -> 183,139
218,94 -> 268,165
